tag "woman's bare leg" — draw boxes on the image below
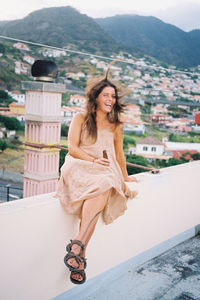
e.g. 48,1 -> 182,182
68,190 -> 110,281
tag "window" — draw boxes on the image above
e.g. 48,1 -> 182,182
143,146 -> 148,151
151,147 -> 156,152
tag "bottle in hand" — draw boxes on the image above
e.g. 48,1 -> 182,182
103,150 -> 108,159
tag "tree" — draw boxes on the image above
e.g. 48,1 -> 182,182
61,124 -> 69,137
0,90 -> 16,107
0,140 -> 7,152
166,158 -> 186,167
0,115 -> 22,130
0,43 -> 5,54
191,153 -> 200,161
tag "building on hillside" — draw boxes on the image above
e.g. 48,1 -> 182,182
9,102 -> 25,115
165,118 -> 193,132
13,42 -> 30,51
164,141 -> 200,153
125,104 -> 141,119
69,94 -> 86,107
164,141 -> 200,160
0,107 -> 9,114
165,149 -> 198,161
23,55 -> 35,65
123,119 -> 145,136
149,114 -> 171,124
129,136 -> 171,162
61,106 -> 84,124
76,72 -> 86,78
195,113 -> 200,124
191,125 -> 200,132
15,61 -> 28,75
42,49 -> 66,58
152,105 -> 168,114
0,110 -> 25,123
8,90 -> 25,104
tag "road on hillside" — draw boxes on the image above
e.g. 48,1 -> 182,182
0,180 -> 23,202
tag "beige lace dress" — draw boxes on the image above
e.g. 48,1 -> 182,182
55,126 -> 137,225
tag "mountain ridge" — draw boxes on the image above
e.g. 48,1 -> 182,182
95,14 -> 200,67
0,6 -> 122,55
0,7 -> 200,67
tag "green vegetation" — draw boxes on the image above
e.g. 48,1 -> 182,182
0,115 -> 23,131
61,92 -> 70,106
59,149 -> 67,171
123,134 -> 136,150
0,139 -> 7,152
0,6 -> 121,55
61,124 -> 69,137
126,154 -> 149,175
0,90 -> 16,107
169,133 -> 200,143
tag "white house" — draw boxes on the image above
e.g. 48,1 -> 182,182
42,49 -> 66,58
164,141 -> 200,152
124,122 -> 145,136
23,55 -> 35,65
136,136 -> 164,156
8,90 -> 25,104
61,106 -> 84,124
15,62 -> 28,75
69,94 -> 86,107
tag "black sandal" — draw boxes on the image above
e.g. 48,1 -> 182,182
70,269 -> 86,285
64,240 -> 87,271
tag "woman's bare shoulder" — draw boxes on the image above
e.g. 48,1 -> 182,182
113,123 -> 123,135
72,112 -> 85,124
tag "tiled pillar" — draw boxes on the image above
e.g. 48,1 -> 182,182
22,81 -> 65,197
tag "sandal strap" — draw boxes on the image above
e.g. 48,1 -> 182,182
66,239 -> 85,254
70,269 -> 86,285
64,253 -> 87,271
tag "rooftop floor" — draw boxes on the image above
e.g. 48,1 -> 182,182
54,235 -> 200,300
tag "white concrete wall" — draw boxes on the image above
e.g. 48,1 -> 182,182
0,161 -> 200,300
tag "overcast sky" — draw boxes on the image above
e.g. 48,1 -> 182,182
0,0 -> 200,31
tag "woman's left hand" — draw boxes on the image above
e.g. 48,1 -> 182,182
125,176 -> 138,182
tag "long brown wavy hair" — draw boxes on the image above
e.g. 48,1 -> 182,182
84,76 -> 127,141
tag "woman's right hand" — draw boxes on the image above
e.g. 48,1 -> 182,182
93,158 -> 110,166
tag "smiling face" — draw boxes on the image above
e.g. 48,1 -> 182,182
96,86 -> 116,114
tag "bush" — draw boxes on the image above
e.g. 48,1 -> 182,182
126,154 -> 149,175
191,153 -> 200,160
61,124 -> 69,137
0,140 -> 8,152
0,115 -> 22,130
166,158 -> 186,167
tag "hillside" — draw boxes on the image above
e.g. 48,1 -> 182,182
96,15 -> 200,67
0,6 -> 121,55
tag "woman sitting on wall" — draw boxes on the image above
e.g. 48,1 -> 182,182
55,68 -> 138,284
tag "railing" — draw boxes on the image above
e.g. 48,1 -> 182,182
24,142 -> 160,173
0,184 -> 23,202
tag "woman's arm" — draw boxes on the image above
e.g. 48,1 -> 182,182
68,113 -> 109,166
114,124 -> 137,182
68,113 -> 94,162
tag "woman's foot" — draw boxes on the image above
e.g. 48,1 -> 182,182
67,243 -> 84,269
70,260 -> 86,283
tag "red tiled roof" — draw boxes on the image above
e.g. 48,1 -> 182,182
166,149 -> 198,160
